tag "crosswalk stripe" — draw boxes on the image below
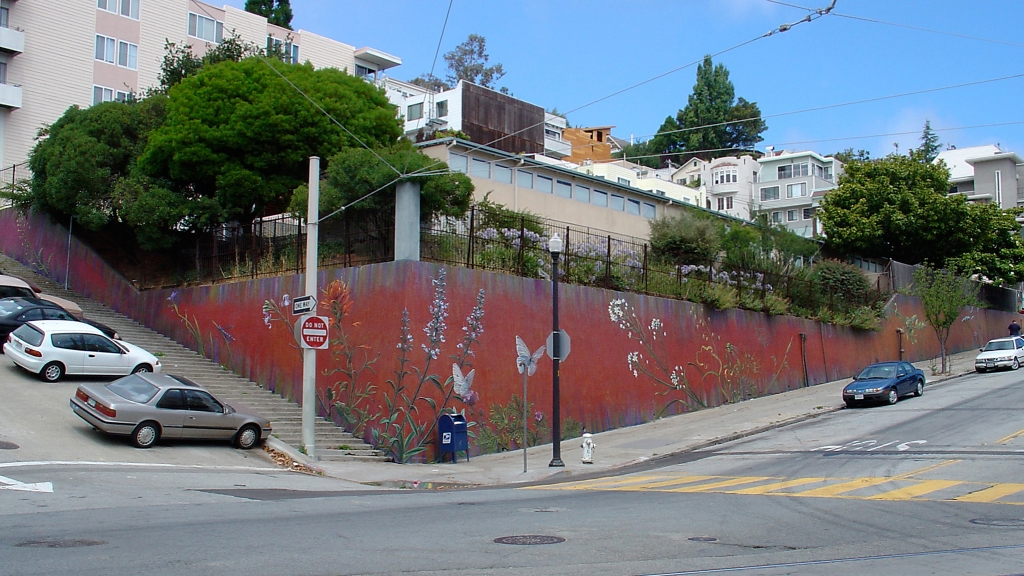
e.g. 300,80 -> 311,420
605,475 -> 718,491
725,477 -> 827,495
953,483 -> 1024,503
665,477 -> 773,492
791,477 -> 895,497
867,480 -> 964,501
533,475 -> 668,491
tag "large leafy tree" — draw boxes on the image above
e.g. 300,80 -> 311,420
244,0 -> 293,29
819,154 -> 1024,284
158,33 -> 259,91
646,56 -> 766,165
410,34 -> 505,90
134,57 -> 402,245
18,96 -> 168,230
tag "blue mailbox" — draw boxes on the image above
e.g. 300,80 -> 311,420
438,412 -> 469,463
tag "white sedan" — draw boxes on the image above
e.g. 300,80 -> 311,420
975,337 -> 1024,372
3,320 -> 160,382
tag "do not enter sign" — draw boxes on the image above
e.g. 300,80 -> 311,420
294,315 -> 329,349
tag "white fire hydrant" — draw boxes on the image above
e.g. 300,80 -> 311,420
581,433 -> 595,464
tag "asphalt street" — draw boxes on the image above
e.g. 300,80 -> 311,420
3,367 -> 1024,575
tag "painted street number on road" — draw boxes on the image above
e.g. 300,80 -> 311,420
811,440 -> 927,452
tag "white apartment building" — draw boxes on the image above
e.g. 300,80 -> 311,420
0,0 -> 400,169
753,149 -> 843,238
698,155 -> 760,220
574,159 -> 702,207
934,145 -> 1024,209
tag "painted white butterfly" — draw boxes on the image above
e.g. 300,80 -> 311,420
452,363 -> 475,397
516,335 -> 546,377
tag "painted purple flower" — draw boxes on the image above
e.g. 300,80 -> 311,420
281,293 -> 291,307
213,321 -> 235,342
534,411 -> 544,422
167,290 -> 179,302
462,389 -> 479,406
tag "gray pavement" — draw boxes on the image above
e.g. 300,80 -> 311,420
302,348 -> 983,488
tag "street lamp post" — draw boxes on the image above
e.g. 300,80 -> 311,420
548,233 -> 564,467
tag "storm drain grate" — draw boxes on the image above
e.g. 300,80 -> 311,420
15,539 -> 106,548
688,536 -> 718,542
0,441 -> 19,450
970,518 -> 1024,528
494,535 -> 565,545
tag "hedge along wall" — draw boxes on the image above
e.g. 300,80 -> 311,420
0,209 -> 1013,460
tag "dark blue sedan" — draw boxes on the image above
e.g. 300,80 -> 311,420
842,361 -> 925,407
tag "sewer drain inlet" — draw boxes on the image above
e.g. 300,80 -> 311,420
494,535 -> 565,545
0,440 -> 19,450
688,536 -> 718,542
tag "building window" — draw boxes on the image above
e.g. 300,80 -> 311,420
706,198 -> 712,209
92,85 -> 114,105
726,196 -> 733,209
611,194 -> 625,211
494,164 -> 513,184
471,158 -> 490,179
189,12 -> 224,43
555,180 -> 572,198
0,6 -> 8,28
771,211 -> 782,223
407,102 -> 423,121
787,182 -> 807,198
536,175 -> 553,193
436,100 -> 448,117
354,64 -> 375,79
449,154 -> 468,174
777,163 -> 808,179
995,170 -> 1002,205
574,185 -> 590,203
752,170 -> 758,182
760,186 -> 779,201
717,198 -> 724,211
617,177 -> 630,186
642,202 -> 656,219
98,0 -> 137,17
95,35 -> 116,64
117,41 -> 138,70
115,90 -> 130,102
517,170 -> 533,189
803,208 -> 813,220
712,168 -> 738,184
592,190 -> 608,207
0,62 -> 7,85
787,210 -> 798,222
626,199 -> 641,215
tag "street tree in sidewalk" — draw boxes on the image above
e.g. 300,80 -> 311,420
911,266 -> 978,374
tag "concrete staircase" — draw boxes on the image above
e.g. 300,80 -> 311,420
0,255 -> 386,462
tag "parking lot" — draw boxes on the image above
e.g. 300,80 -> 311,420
0,359 -> 274,468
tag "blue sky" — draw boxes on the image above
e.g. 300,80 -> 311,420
222,0 -> 1024,158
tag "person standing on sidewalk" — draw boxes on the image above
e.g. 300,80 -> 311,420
1010,320 -> 1021,337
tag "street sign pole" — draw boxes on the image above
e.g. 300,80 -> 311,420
302,156 -> 319,459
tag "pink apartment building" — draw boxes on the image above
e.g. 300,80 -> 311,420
0,0 -> 401,170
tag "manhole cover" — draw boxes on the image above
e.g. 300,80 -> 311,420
15,539 -> 106,548
0,440 -> 19,450
494,535 -> 565,545
970,518 -> 1024,527
689,536 -> 718,542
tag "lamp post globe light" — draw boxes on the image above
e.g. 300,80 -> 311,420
548,233 -> 564,467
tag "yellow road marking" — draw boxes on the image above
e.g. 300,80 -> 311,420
792,477 -> 896,497
868,480 -> 964,500
895,459 -> 961,479
954,483 -> 1024,503
725,477 -> 827,495
666,477 -> 772,492
535,474 -> 668,491
995,428 -> 1024,445
605,475 -> 718,491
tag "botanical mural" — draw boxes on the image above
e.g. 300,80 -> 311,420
0,208 -> 1016,462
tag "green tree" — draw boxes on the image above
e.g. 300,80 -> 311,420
945,204 -> 1024,285
290,140 -> 473,239
158,33 -> 259,91
613,139 -> 661,169
410,34 -> 505,91
649,210 -> 724,276
830,148 -> 871,164
244,0 -> 293,29
911,266 -> 978,373
818,154 -> 970,265
136,57 -> 402,246
916,120 -> 941,163
19,96 -> 168,230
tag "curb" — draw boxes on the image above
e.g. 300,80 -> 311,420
264,436 -> 325,476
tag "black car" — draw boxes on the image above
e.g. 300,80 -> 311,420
0,297 -> 118,342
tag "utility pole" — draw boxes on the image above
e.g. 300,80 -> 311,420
302,156 -> 319,459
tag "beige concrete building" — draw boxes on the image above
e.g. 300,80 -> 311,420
0,0 -> 400,170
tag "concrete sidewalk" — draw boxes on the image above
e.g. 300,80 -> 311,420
291,349 -> 982,489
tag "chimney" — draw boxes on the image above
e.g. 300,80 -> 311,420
766,146 -> 775,157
